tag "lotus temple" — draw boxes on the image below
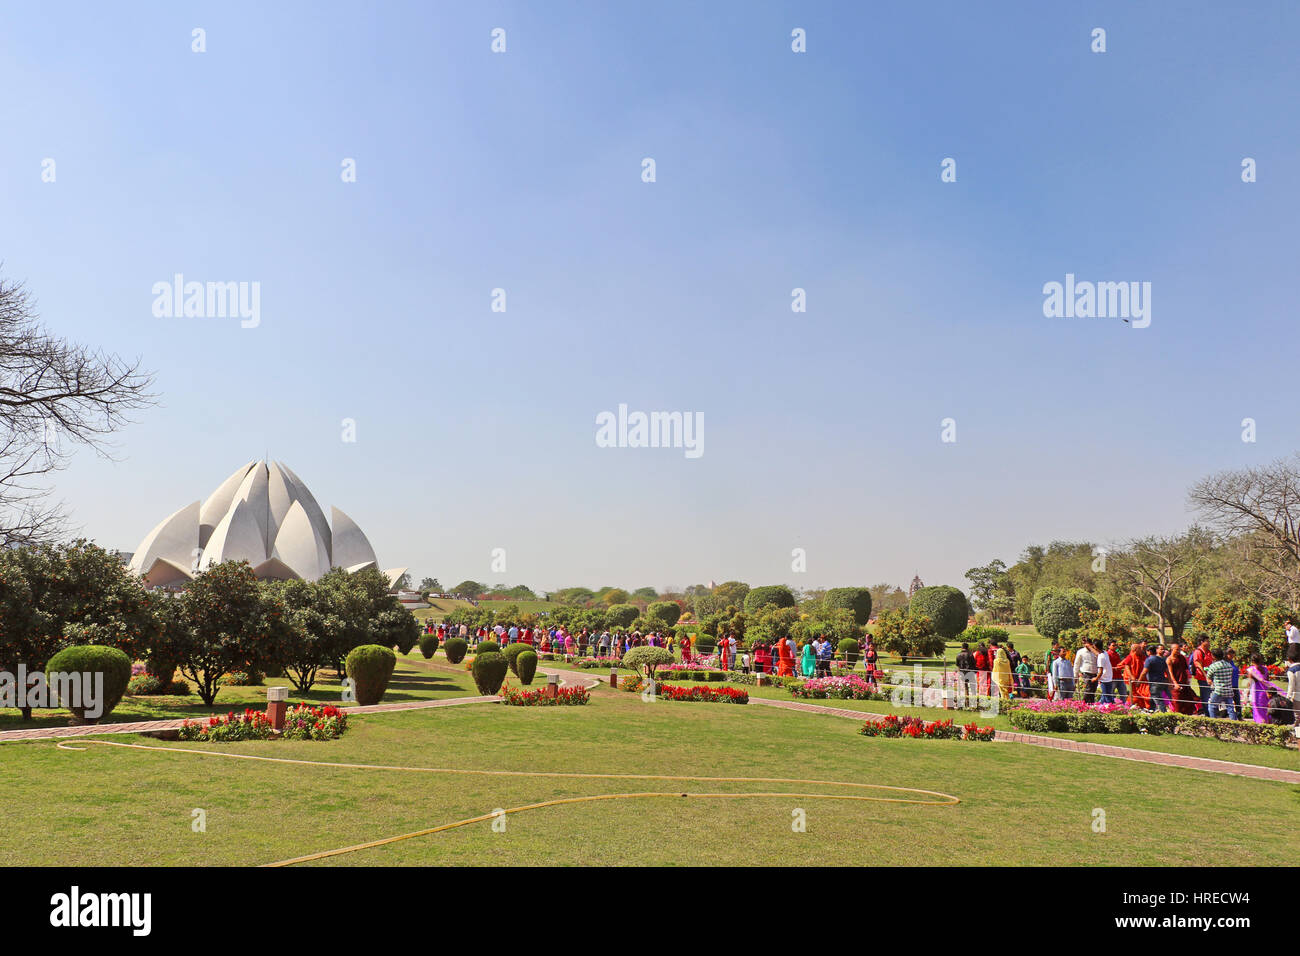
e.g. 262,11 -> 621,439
128,460 -> 403,588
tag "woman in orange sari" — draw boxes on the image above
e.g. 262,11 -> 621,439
1123,642 -> 1150,709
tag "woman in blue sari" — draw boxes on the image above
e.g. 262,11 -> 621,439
800,641 -> 816,677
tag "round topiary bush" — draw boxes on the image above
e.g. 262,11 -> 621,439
45,645 -> 132,724
824,588 -> 873,626
345,644 -> 397,705
503,642 -> 531,675
743,585 -> 796,614
837,637 -> 860,665
909,585 -> 970,639
1030,587 -> 1101,641
516,650 -> 538,685
443,637 -> 468,664
418,633 -> 440,659
476,640 -> 500,656
472,651 -> 509,695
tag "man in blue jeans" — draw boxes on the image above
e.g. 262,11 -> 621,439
1204,648 -> 1238,720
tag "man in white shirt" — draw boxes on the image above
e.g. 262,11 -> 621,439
1095,642 -> 1114,704
1286,618 -> 1300,663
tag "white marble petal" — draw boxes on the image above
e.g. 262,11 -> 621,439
199,461 -> 256,548
276,461 -> 332,558
200,497 -> 268,571
233,462 -> 272,555
272,500 -> 331,581
129,500 -> 200,576
331,506 -> 378,570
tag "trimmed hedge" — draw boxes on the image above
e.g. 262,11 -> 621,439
909,586 -> 969,639
837,637 -> 860,665
472,651 -> 509,695
503,642 -> 531,675
824,587 -> 873,626
443,637 -> 468,664
476,640 -> 500,656
516,650 -> 538,685
345,644 -> 397,705
45,645 -> 132,724
1003,706 -> 1296,746
418,633 -> 440,659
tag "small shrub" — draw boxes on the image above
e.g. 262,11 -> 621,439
165,679 -> 191,695
443,637 -> 468,664
345,645 -> 397,705
127,674 -> 165,696
45,645 -> 132,724
623,646 -> 675,680
516,650 -> 538,685
476,640 -> 500,656
472,651 -> 509,695
418,633 -> 440,659
837,637 -> 860,665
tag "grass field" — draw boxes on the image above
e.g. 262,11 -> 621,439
3,659 -> 1299,867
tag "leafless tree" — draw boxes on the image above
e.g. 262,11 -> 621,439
1108,530 -> 1211,643
0,274 -> 155,545
1189,456 -> 1300,606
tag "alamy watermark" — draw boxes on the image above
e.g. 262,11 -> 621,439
152,274 -> 260,328
1042,273 -> 1150,327
0,666 -> 105,719
595,403 -> 703,459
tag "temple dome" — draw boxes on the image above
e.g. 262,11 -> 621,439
128,461 -> 382,586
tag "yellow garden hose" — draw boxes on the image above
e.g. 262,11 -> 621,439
56,739 -> 960,866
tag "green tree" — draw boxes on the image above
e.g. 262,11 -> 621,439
823,587 -> 873,626
1030,586 -> 1100,641
743,585 -> 796,614
452,580 -> 487,598
157,561 -> 290,705
908,585 -> 969,639
645,601 -> 682,630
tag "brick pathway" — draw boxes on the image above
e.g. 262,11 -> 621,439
0,694 -> 500,744
752,697 -> 1300,784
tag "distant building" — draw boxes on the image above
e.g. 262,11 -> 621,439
908,574 -> 924,598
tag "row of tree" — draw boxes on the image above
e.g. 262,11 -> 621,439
964,455 -> 1300,654
0,540 -> 419,712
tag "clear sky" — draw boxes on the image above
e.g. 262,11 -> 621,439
2,0 -> 1297,595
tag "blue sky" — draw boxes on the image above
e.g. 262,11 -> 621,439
2,0 -> 1298,594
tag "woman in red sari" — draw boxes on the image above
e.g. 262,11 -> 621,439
776,636 -> 796,677
752,641 -> 770,674
1123,642 -> 1150,709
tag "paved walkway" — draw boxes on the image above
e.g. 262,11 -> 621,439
752,697 -> 1300,784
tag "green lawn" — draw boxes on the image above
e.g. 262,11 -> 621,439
3,670 -> 1298,867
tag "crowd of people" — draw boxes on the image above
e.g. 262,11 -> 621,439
428,616 -> 1300,726
954,630 -> 1300,726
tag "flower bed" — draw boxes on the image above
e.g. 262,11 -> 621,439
178,709 -> 274,741
860,715 -> 994,741
788,675 -> 888,701
178,705 -> 349,741
656,684 -> 749,704
281,704 -> 348,740
500,685 -> 591,706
